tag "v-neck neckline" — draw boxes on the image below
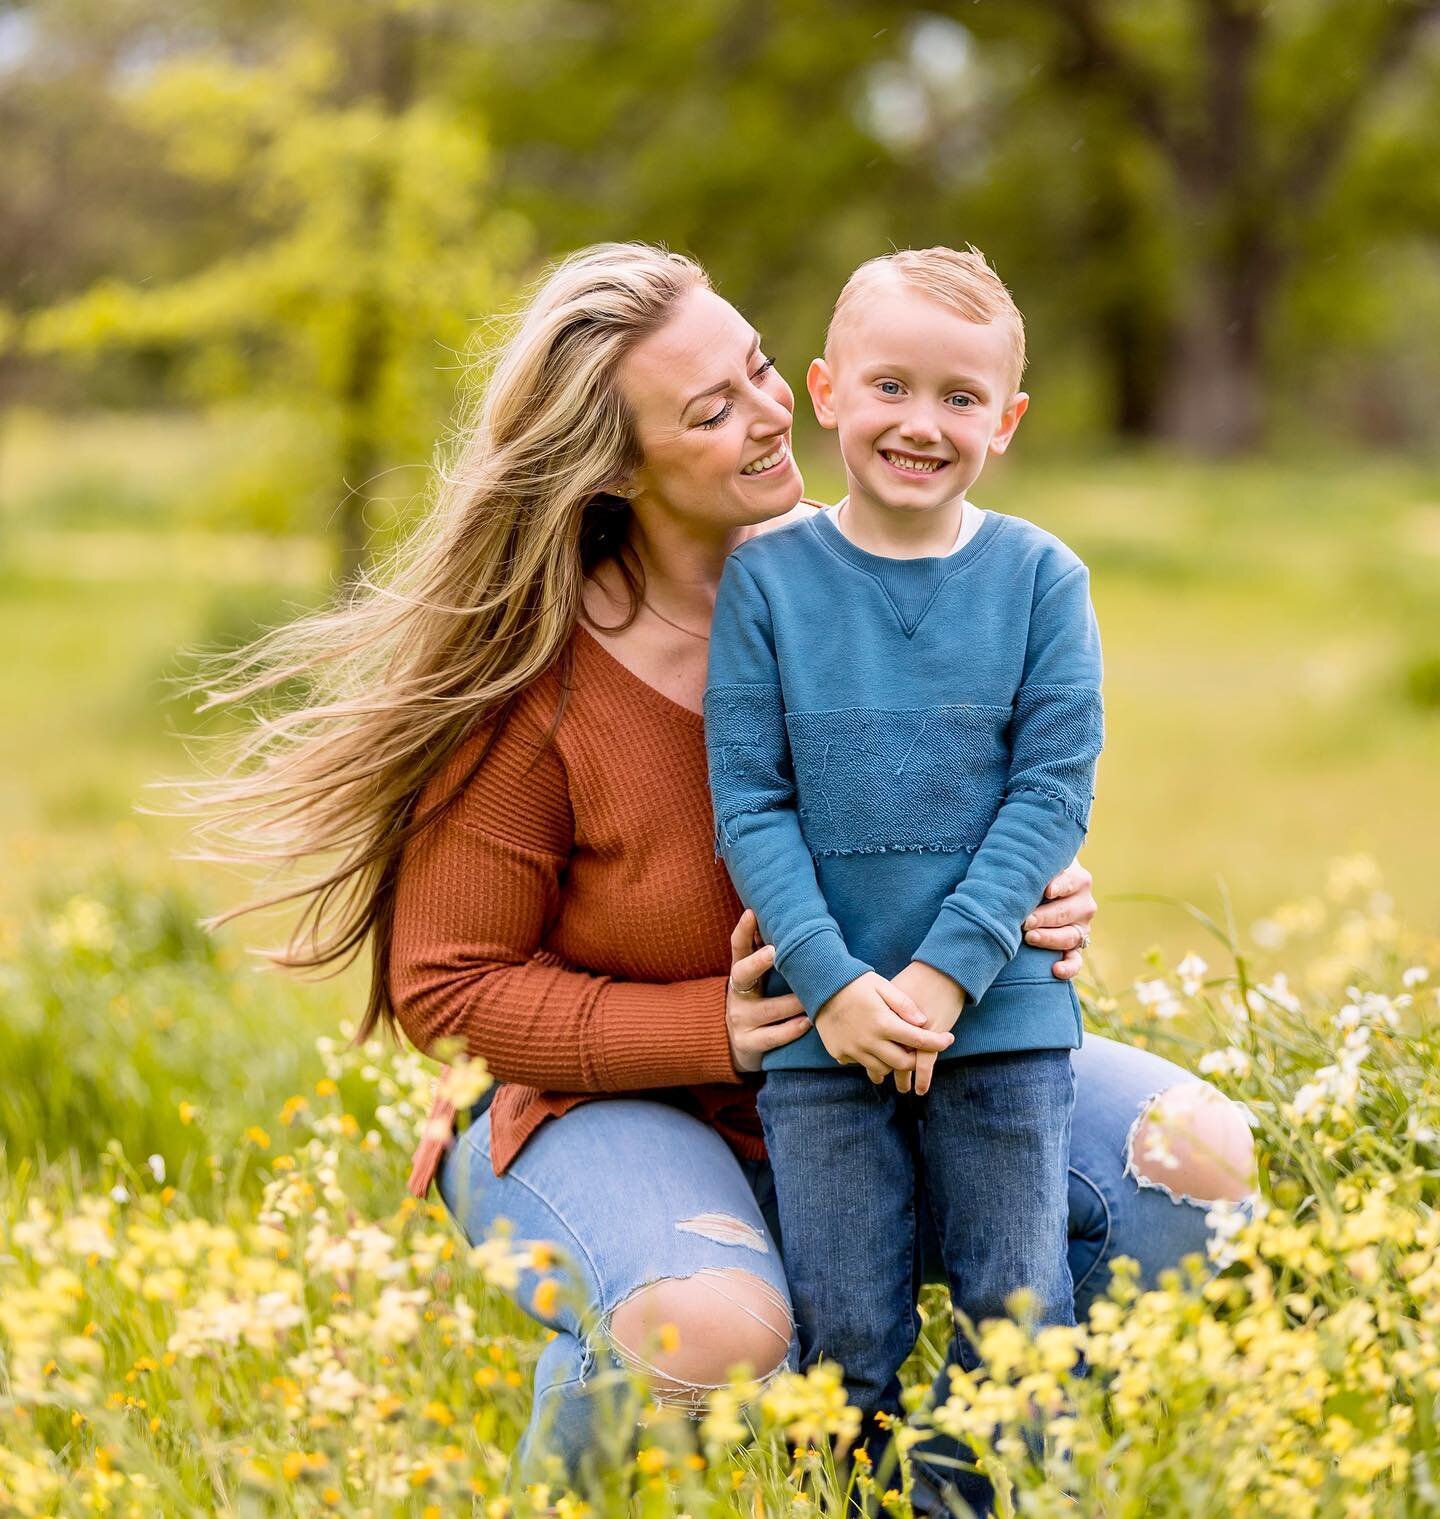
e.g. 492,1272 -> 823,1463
574,623 -> 706,731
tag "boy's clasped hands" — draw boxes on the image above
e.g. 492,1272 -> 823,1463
814,962 -> 965,1095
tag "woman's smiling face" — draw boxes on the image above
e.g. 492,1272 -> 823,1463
618,286 -> 803,533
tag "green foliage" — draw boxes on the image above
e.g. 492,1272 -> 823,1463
23,15 -> 528,560
1,854 -> 1438,1514
9,0 -> 1440,456
0,867 -> 345,1194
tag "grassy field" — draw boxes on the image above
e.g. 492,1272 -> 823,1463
4,407 -> 1438,973
1,788 -> 1435,1516
2,408 -> 1439,1515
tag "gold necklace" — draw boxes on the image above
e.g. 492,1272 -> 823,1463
642,597 -> 710,642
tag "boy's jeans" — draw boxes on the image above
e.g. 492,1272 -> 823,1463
758,1049 -> 1076,1512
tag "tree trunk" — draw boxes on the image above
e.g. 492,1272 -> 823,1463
1159,198 -> 1279,454
1158,302 -> 1262,453
1097,300 -> 1169,440
1079,169 -> 1170,439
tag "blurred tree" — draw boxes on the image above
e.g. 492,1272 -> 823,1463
25,2 -> 526,577
445,1 -> 902,380
0,0 -> 250,510
457,0 -> 1440,454
970,0 -> 1440,450
9,0 -> 1440,466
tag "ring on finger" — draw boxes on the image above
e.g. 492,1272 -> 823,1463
729,976 -> 761,998
1076,927 -> 1092,951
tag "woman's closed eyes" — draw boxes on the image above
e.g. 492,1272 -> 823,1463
698,357 -> 778,429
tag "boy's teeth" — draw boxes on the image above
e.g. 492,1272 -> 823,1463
741,442 -> 787,475
883,451 -> 943,473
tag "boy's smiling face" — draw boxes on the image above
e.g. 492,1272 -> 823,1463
807,271 -> 1028,522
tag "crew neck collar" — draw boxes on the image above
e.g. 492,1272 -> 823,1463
805,508 -> 1006,638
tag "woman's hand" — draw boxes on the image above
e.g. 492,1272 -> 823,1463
727,909 -> 814,1073
1026,859 -> 1097,981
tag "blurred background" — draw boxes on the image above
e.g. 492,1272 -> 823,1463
4,0 -> 1439,1000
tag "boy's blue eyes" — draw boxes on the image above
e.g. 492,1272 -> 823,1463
875,381 -> 976,408
698,358 -> 777,429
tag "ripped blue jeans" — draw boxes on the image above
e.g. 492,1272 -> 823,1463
437,1032 -> 1244,1488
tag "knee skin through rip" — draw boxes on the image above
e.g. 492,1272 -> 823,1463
606,1266 -> 792,1403
1126,1081 -> 1257,1205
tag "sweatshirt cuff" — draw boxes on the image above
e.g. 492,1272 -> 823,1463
777,928 -> 872,1017
597,976 -> 742,1088
914,908 -> 1013,1005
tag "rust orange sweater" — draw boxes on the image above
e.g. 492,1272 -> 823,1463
390,626 -> 764,1183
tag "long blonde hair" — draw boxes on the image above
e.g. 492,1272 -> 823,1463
180,243 -> 709,1042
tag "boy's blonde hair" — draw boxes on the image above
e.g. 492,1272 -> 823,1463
825,245 -> 1026,393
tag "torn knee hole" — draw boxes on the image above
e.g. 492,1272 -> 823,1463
603,1267 -> 792,1404
675,1212 -> 769,1252
1125,1082 -> 1257,1206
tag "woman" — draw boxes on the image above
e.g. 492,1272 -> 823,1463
194,243 -> 1255,1492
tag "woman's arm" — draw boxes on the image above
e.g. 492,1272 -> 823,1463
389,710 -> 741,1092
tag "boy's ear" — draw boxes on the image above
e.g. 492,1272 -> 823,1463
806,358 -> 838,430
988,392 -> 1029,455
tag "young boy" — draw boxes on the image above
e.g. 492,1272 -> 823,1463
703,247 -> 1102,1502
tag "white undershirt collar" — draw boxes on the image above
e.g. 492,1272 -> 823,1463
827,496 -> 986,556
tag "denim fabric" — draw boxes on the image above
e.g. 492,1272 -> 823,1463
759,1052 -> 1075,1513
436,1033 -> 1233,1493
437,1097 -> 796,1489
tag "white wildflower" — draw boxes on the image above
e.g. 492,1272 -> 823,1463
146,1154 -> 166,1184
1335,988 -> 1404,1032
1205,1198 -> 1251,1270
12,1200 -> 60,1266
1251,973 -> 1301,1015
371,1285 -> 428,1346
348,1224 -> 407,1282
289,1348 -> 377,1415
1288,1081 -> 1328,1125
1402,965 -> 1430,988
1177,953 -> 1209,996
1198,1047 -> 1252,1080
167,1289 -> 304,1358
1135,978 -> 1183,1022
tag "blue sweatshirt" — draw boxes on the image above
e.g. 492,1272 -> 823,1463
703,507 -> 1103,1069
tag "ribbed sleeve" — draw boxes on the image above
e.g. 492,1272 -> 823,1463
391,705 -> 739,1092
